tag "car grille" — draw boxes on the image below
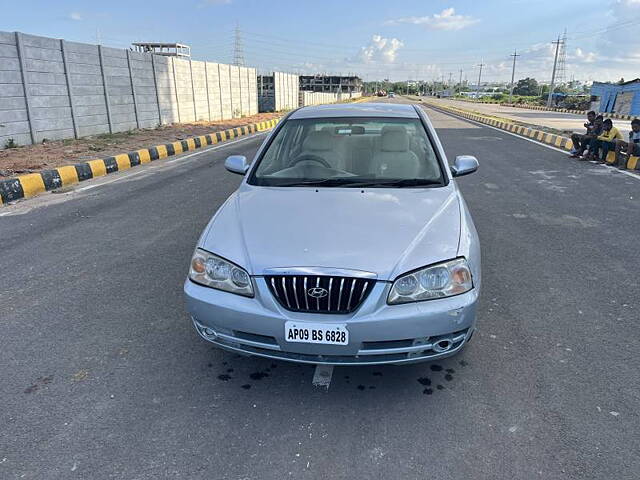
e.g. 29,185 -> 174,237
265,275 -> 375,314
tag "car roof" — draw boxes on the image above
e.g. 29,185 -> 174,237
289,102 -> 419,119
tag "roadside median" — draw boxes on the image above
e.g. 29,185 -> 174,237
447,97 -> 638,121
422,99 -> 640,171
0,118 -> 280,206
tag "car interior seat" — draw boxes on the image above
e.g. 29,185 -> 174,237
372,126 -> 422,178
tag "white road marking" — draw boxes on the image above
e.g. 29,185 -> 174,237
312,364 -> 334,390
74,169 -> 149,192
165,134 -> 266,164
428,106 -> 640,181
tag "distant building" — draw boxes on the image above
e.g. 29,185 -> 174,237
131,42 -> 191,57
458,91 -> 493,99
590,79 -> 640,116
299,75 -> 363,94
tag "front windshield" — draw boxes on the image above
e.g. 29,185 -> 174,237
248,117 -> 444,187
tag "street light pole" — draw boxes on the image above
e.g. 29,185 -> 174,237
476,60 -> 485,99
547,35 -> 562,107
508,49 -> 520,104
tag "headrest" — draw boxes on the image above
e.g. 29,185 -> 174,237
380,127 -> 409,152
303,130 -> 333,151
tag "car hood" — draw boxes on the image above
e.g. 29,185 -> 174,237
200,184 -> 461,281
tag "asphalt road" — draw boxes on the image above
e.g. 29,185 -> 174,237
1,99 -> 639,480
429,97 -> 632,136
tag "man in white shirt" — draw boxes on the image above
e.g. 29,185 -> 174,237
614,118 -> 640,169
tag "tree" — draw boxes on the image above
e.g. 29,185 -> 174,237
513,77 -> 539,96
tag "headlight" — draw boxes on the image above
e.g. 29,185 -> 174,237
189,248 -> 254,297
388,258 -> 473,305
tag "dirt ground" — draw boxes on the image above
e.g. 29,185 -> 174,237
0,112 -> 282,179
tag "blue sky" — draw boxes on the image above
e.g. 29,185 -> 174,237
1,0 -> 638,83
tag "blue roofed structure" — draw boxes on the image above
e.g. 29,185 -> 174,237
590,79 -> 640,116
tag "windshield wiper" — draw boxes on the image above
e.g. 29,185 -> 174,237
272,178 -> 352,187
340,179 -> 443,188
269,178 -> 442,188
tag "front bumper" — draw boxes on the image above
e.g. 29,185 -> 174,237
184,278 -> 478,365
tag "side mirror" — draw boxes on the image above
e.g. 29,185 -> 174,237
451,155 -> 479,177
225,155 -> 249,175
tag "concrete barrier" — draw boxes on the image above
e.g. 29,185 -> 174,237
0,118 -> 280,205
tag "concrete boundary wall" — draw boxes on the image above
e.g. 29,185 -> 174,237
275,72 -> 299,111
257,72 -> 299,112
299,90 -> 361,107
0,31 -> 258,148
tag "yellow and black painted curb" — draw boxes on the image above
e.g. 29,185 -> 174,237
424,102 -> 640,171
0,118 -> 281,206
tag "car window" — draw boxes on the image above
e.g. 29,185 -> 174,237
249,117 -> 444,187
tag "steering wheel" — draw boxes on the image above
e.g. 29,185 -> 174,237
289,154 -> 332,169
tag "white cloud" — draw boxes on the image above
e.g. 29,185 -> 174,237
69,12 -> 82,21
573,48 -> 597,64
387,8 -> 479,31
357,35 -> 404,64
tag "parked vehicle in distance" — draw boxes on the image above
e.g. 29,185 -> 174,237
388,92 -> 395,98
184,103 -> 481,365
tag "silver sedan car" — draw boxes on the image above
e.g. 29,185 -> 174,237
184,103 -> 481,365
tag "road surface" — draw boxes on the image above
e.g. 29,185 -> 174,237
1,99 -> 638,480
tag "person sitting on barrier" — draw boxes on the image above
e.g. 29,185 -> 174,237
570,110 -> 597,158
586,118 -> 622,163
613,118 -> 640,169
581,115 -> 604,160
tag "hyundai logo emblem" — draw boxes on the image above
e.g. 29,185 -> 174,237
307,287 -> 328,298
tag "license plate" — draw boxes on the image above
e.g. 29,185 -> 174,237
284,321 -> 349,345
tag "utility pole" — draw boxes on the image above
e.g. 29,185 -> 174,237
547,34 -> 562,107
448,72 -> 453,88
508,49 -> 520,103
458,69 -> 463,89
476,60 -> 485,99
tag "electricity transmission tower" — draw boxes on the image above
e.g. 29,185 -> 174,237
233,24 -> 245,67
556,29 -> 567,85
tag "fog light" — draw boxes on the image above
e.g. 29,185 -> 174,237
203,327 -> 216,337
